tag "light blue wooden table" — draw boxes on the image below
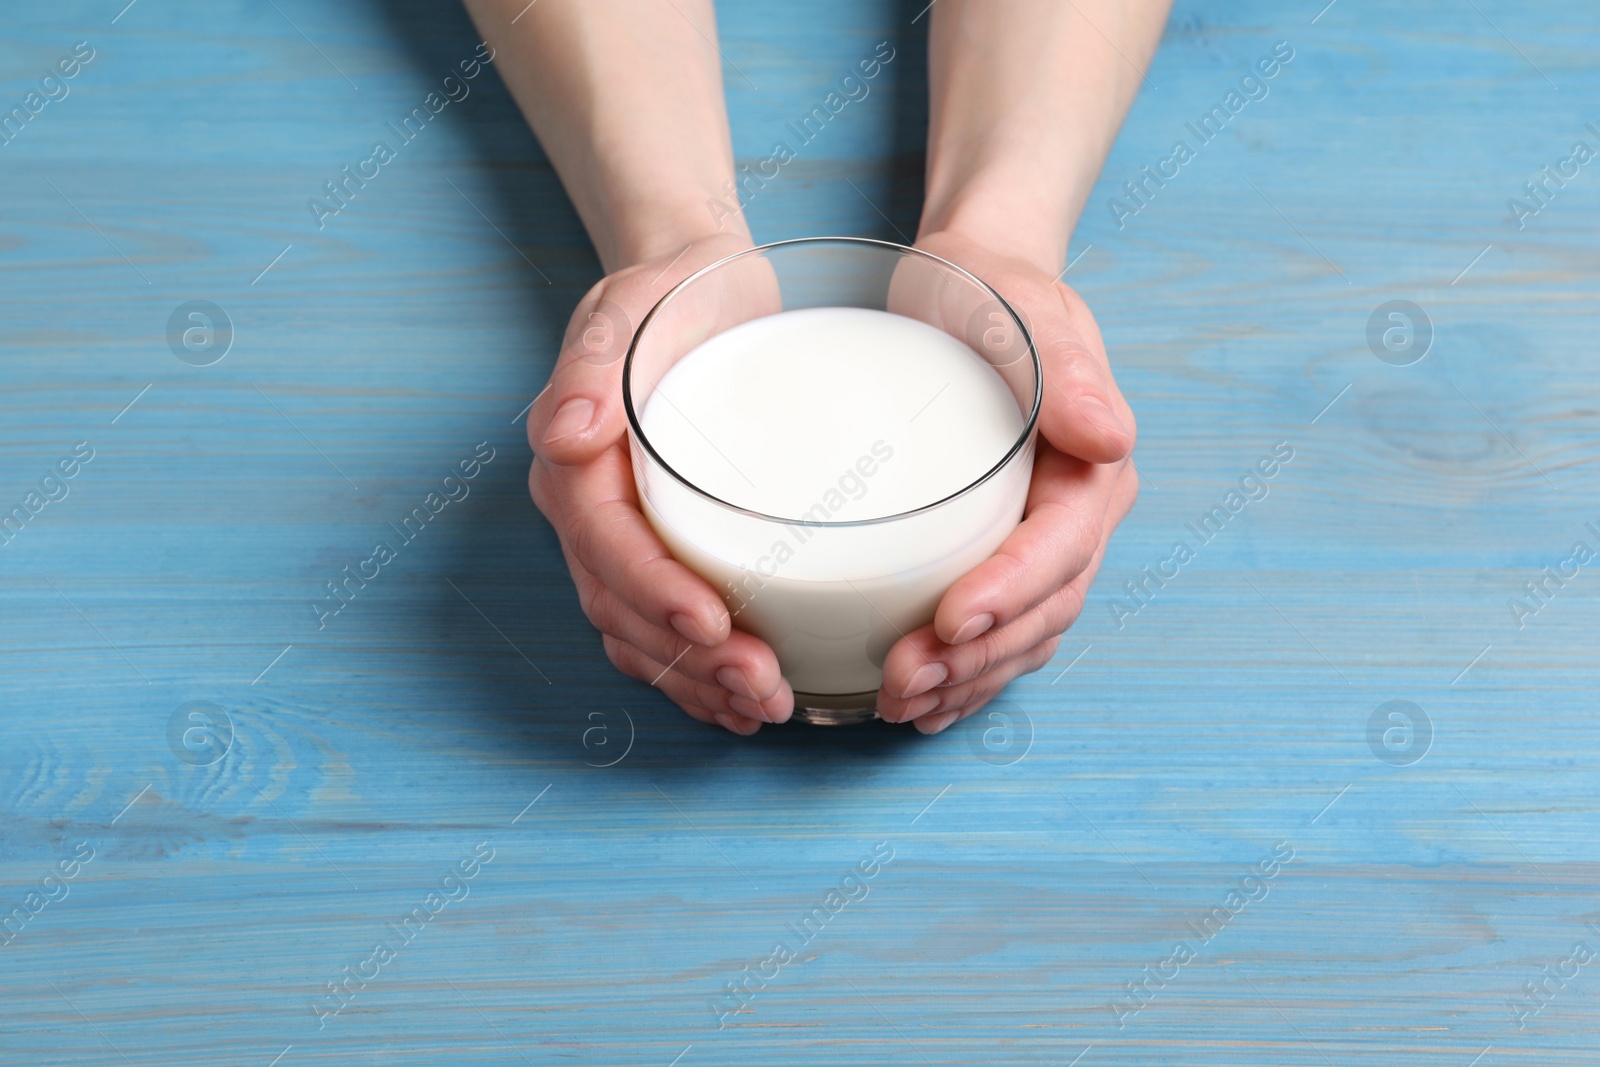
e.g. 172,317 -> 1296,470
4,1 -> 1598,1063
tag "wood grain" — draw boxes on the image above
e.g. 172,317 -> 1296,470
2,0 -> 1598,1064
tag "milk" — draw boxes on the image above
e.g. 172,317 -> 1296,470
634,306 -> 1032,697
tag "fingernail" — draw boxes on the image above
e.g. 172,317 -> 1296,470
1075,394 -> 1131,451
670,612 -> 716,647
543,397 -> 596,444
901,692 -> 941,721
916,709 -> 962,735
712,711 -> 743,733
727,694 -> 770,722
949,613 -> 994,646
900,661 -> 948,699
715,665 -> 760,701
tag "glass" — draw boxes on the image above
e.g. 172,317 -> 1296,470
623,237 -> 1041,725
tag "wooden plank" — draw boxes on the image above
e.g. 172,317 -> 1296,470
2,0 -> 1598,1064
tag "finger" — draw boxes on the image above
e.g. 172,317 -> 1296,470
911,636 -> 1063,735
537,446 -> 732,647
932,447 -> 1125,646
903,231 -> 1133,462
602,634 -> 791,734
884,462 -> 1136,722
568,551 -> 788,714
881,532 -> 1106,725
601,634 -> 723,727
528,233 -> 765,466
1035,282 -> 1135,464
527,288 -> 640,464
880,553 -> 1100,721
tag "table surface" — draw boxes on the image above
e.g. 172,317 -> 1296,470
4,1 -> 1598,1064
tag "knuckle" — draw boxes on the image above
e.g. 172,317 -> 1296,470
934,681 -> 985,713
565,511 -> 605,573
601,635 -> 642,678
1057,582 -> 1088,630
663,637 -> 699,677
1057,334 -> 1098,370
570,301 -> 635,368
991,543 -> 1033,586
678,703 -> 717,727
932,674 -> 981,715
1037,567 -> 1090,631
670,673 -> 718,712
1054,279 -> 1088,313
1121,461 -> 1142,514
634,552 -> 678,589
527,460 -> 555,513
576,577 -> 618,634
974,545 -> 1034,613
575,572 -> 601,616
950,630 -> 1006,686
1043,331 -> 1100,382
560,284 -> 609,350
1018,638 -> 1061,678
1040,498 -> 1101,574
957,690 -> 997,720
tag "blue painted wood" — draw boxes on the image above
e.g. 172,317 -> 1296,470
3,0 -> 1599,1064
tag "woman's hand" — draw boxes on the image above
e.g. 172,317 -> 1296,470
526,233 -> 795,734
460,0 -> 797,733
875,230 -> 1139,733
878,0 -> 1169,733
465,0 -> 1167,736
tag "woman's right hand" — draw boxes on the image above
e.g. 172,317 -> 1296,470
526,233 -> 795,734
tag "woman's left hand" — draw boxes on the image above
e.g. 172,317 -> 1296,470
876,229 -> 1140,734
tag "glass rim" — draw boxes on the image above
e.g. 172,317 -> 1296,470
621,235 -> 1043,529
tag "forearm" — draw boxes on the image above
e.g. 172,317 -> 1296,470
918,0 -> 1172,275
461,0 -> 749,272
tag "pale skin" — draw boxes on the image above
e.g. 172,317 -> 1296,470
460,0 -> 1172,735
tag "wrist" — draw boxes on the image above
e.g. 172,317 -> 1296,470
918,154 -> 1094,278
918,193 -> 1068,279
603,182 -> 753,273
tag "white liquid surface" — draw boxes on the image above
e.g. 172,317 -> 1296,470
634,307 -> 1032,696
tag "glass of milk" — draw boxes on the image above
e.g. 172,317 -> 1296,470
623,237 -> 1040,725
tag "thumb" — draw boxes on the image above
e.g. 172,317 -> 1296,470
527,233 -> 759,465
1035,282 -> 1135,464
527,290 -> 640,465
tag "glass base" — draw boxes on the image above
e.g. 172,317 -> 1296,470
792,691 -> 880,726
